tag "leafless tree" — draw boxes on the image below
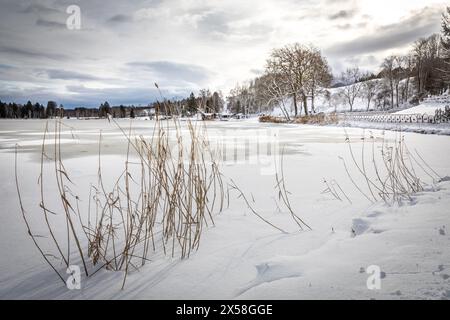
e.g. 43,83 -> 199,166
339,67 -> 363,112
259,72 -> 292,120
361,73 -> 379,111
380,56 -> 396,108
401,54 -> 414,103
413,35 -> 440,96
266,43 -> 330,116
308,48 -> 333,113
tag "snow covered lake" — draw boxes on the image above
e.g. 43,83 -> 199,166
0,119 -> 449,299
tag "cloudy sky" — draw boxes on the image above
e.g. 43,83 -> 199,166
0,0 -> 447,108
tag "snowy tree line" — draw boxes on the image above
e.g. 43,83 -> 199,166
228,6 -> 450,117
0,100 -> 148,119
0,100 -> 63,119
0,92 -> 225,119
164,90 -> 224,116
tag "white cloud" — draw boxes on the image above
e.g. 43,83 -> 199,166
0,0 -> 448,107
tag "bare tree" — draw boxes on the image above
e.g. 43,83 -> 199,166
401,54 -> 414,103
211,91 -> 224,113
227,83 -> 254,116
393,56 -> 404,107
339,67 -> 363,112
413,35 -> 440,96
198,89 -> 212,113
361,73 -> 379,111
259,72 -> 292,120
380,56 -> 396,108
266,43 -> 322,116
308,48 -> 333,113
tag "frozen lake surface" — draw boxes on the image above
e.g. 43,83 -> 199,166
0,119 -> 449,299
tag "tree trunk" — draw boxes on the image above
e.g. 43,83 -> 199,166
405,76 -> 410,102
293,93 -> 298,117
390,84 -> 394,109
396,84 -> 399,108
303,94 -> 308,116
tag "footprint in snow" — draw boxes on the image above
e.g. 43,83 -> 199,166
351,218 -> 370,236
366,211 -> 383,218
236,260 -> 302,297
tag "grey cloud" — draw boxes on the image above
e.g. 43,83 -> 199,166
21,3 -> 61,14
107,14 -> 133,24
328,10 -> 355,20
43,69 -> 105,81
36,18 -> 66,29
326,7 -> 441,56
337,24 -> 351,30
128,61 -> 211,83
0,84 -> 60,105
344,55 -> 378,66
197,11 -> 230,36
336,21 -> 367,30
0,45 -> 68,60
191,9 -> 271,43
0,64 -> 14,70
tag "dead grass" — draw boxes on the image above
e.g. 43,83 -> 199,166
293,113 -> 339,125
15,87 -> 226,288
15,91 -> 313,288
259,115 -> 288,123
259,113 -> 339,125
338,130 -> 441,205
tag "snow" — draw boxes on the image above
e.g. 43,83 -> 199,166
335,121 -> 450,136
395,95 -> 450,116
334,94 -> 450,135
271,78 -> 415,115
0,119 -> 449,299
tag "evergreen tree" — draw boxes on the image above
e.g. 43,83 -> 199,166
25,101 -> 33,118
187,92 -> 197,113
46,101 -> 57,118
33,103 -> 40,119
58,104 -> 64,118
98,103 -> 103,117
12,103 -> 18,118
119,105 -> 126,118
0,101 -> 6,118
103,101 -> 111,116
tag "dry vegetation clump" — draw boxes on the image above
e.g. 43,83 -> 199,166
15,97 -> 226,288
259,115 -> 288,123
259,113 -> 339,125
15,88 -> 312,288
338,130 -> 441,205
293,113 -> 339,125
228,150 -> 312,234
